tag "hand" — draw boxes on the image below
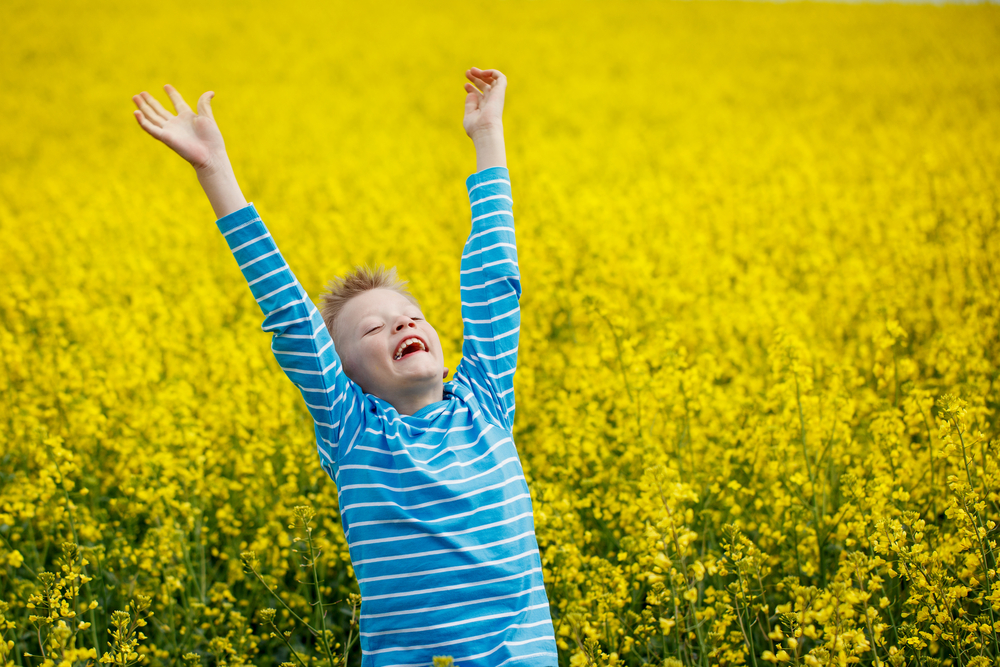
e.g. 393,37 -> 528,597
132,85 -> 226,172
463,68 -> 506,140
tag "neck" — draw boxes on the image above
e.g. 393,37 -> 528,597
386,382 -> 445,416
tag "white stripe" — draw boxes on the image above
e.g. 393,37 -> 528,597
347,424 -> 491,467
238,248 -> 280,270
454,371 -> 492,401
471,209 -> 514,224
361,583 -> 544,620
421,404 -> 449,419
320,434 -> 339,453
467,178 -> 509,194
462,306 -> 518,325
492,650 -> 560,667
256,281 -> 297,303
262,315 -> 310,331
466,225 -> 515,244
361,564 -> 540,602
360,602 -> 552,655
221,217 -> 260,236
460,275 -> 514,291
460,258 -> 518,275
461,242 -> 516,260
471,193 -> 513,206
462,292 -> 516,308
341,405 -> 363,457
298,378 -> 348,395
356,545 -> 538,585
363,608 -> 550,642
362,421 -> 474,443
343,435 -> 503,476
348,491 -> 530,530
231,232 -> 271,253
247,265 -> 285,286
457,639 -> 558,665
275,339 -> 333,358
266,297 -> 307,317
352,445 -> 396,457
338,453 -> 517,493
278,362 -> 334,376
464,327 -> 519,343
487,367 -> 516,380
351,511 -> 533,548
476,346 -> 518,362
275,321 -> 325,340
315,442 -> 335,466
342,474 -> 525,514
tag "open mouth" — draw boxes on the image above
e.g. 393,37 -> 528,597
393,337 -> 427,361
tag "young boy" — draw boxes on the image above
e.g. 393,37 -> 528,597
132,69 -> 558,665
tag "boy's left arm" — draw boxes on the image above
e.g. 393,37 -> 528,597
454,68 -> 521,430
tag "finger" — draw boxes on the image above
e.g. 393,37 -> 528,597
163,84 -> 193,115
197,91 -> 215,119
133,94 -> 167,127
133,90 -> 174,124
470,67 -> 501,85
477,68 -> 506,88
142,91 -> 174,122
464,82 -> 482,99
133,109 -> 164,139
465,71 -> 490,94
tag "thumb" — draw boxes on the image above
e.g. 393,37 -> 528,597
198,91 -> 215,119
464,91 -> 480,116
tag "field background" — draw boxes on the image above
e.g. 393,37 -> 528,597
2,0 -> 999,665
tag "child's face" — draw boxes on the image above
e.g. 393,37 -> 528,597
335,288 -> 446,402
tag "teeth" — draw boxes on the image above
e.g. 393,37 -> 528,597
394,338 -> 427,360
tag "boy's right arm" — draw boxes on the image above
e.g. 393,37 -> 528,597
215,203 -> 367,475
133,85 -> 366,476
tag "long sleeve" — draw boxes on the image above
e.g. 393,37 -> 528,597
215,203 -> 367,478
453,167 -> 520,432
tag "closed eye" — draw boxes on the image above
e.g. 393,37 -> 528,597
365,324 -> 383,336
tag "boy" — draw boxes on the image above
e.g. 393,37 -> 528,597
132,68 -> 558,665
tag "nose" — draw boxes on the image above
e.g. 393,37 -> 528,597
394,317 -> 417,332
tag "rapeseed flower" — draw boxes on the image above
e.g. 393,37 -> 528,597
2,0 -> 999,665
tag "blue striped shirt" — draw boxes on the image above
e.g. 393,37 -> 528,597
216,167 -> 557,666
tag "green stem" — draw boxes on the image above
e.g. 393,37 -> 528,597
305,527 -> 337,667
248,568 -> 317,634
269,619 -> 309,667
794,371 -> 824,587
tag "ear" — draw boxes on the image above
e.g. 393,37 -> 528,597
442,367 -> 449,379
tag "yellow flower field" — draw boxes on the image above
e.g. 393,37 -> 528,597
2,0 -> 999,665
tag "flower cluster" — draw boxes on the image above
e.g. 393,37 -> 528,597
2,0 -> 999,665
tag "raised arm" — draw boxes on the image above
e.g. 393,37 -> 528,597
132,85 -> 366,476
453,69 -> 521,431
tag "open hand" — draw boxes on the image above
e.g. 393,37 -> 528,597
132,85 -> 226,171
463,68 -> 506,139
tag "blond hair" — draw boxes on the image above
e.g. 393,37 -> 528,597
320,265 -> 418,344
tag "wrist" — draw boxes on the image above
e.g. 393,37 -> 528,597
472,127 -> 506,172
470,124 -> 504,145
194,150 -> 232,177
195,155 -> 248,220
